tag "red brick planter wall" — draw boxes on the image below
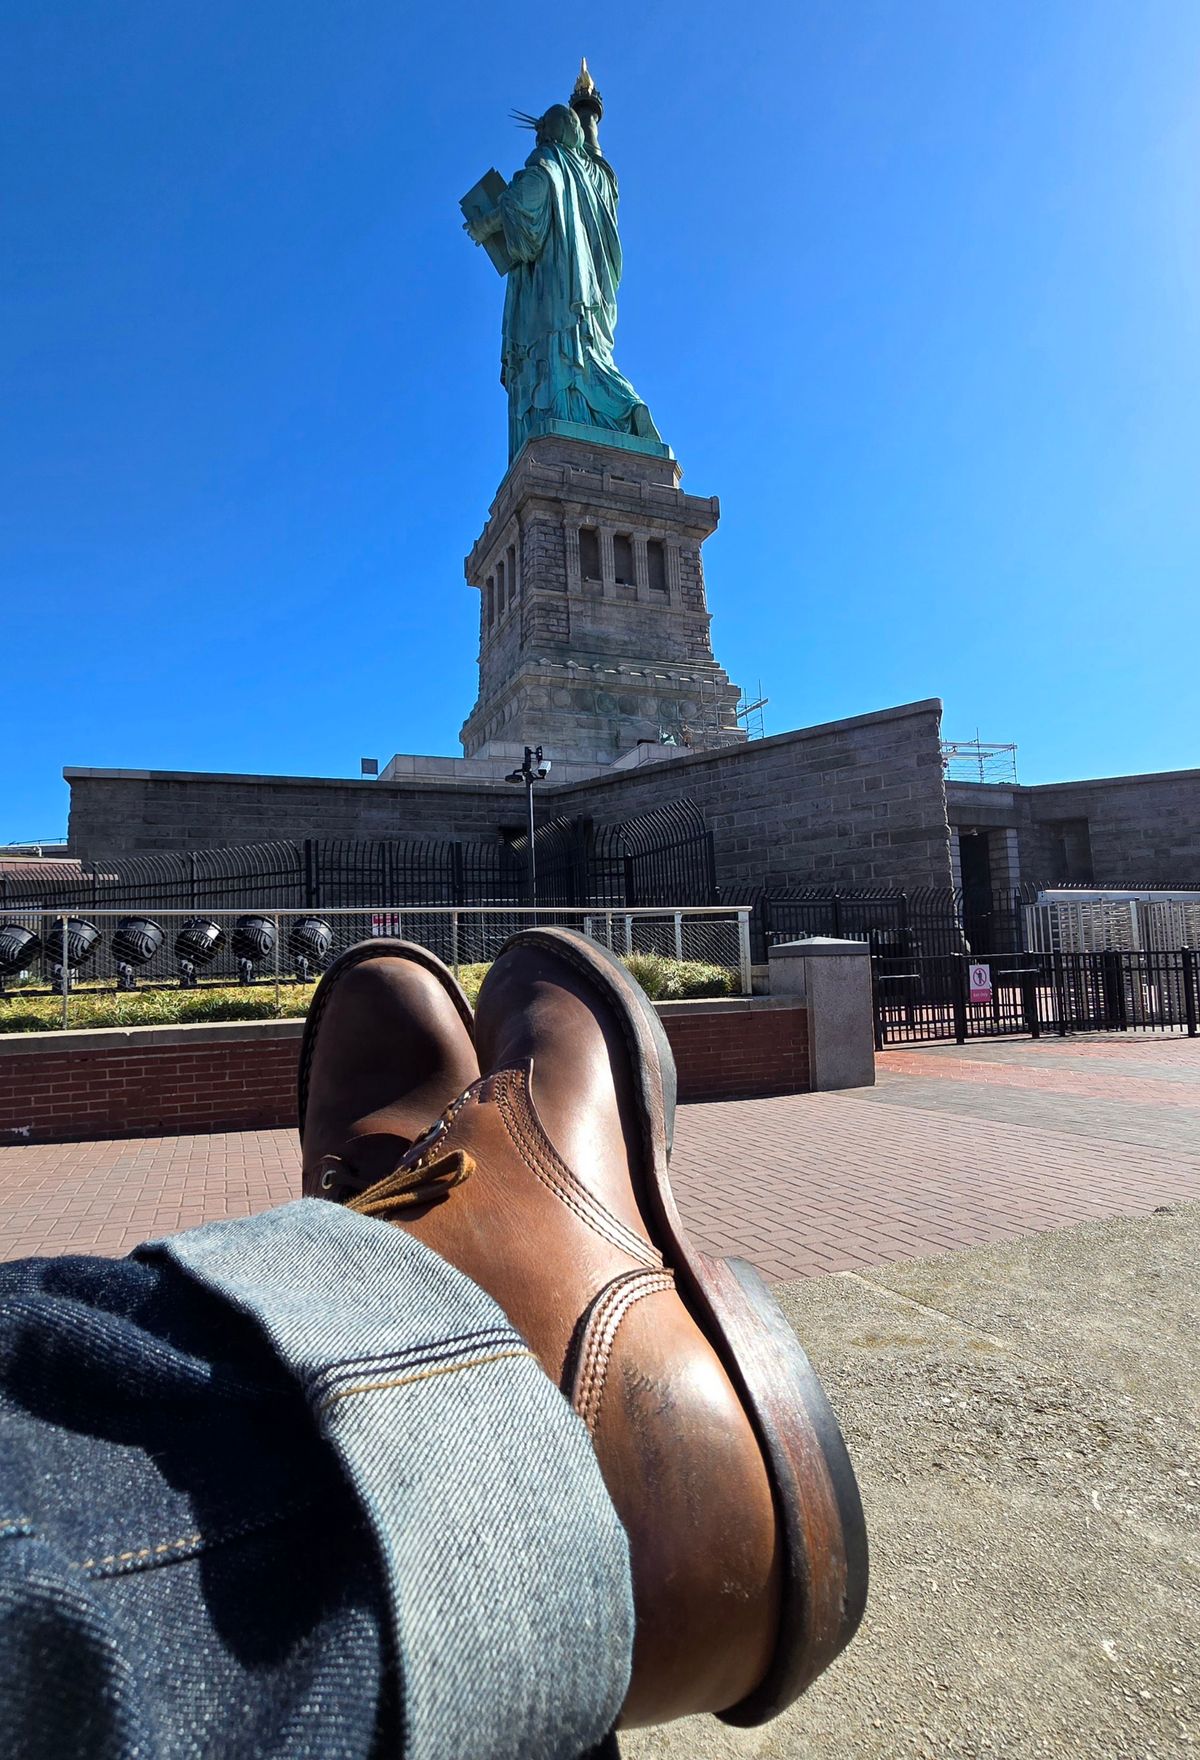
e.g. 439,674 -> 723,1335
660,1000 -> 810,1103
0,1000 -> 808,1146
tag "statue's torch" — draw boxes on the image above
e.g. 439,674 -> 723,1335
570,58 -> 603,156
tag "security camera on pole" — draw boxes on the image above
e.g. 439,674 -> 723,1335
506,745 -> 551,905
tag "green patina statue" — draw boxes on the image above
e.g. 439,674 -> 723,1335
462,61 -> 664,461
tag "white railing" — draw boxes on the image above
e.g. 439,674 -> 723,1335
0,905 -> 755,1028
1024,894 -> 1200,955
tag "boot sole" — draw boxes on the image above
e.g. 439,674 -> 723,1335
495,927 -> 868,1724
296,938 -> 475,1143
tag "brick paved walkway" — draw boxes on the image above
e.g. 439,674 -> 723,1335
3,1035 -> 1199,1277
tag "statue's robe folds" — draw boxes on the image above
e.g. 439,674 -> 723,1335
498,142 -> 661,459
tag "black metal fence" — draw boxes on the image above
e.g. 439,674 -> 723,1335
743,884 -> 1200,1044
873,949 -> 1199,1045
745,882 -> 1200,963
0,800 -> 719,915
742,886 -> 989,963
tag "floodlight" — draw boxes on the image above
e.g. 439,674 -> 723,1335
175,917 -> 226,989
111,916 -> 164,991
44,917 -> 101,991
232,914 -> 277,986
288,915 -> 332,982
0,925 -> 40,990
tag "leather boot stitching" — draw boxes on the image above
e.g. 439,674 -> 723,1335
491,1068 -> 662,1268
569,1269 -> 676,1432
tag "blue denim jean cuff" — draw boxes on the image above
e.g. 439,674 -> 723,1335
153,1199 -> 634,1760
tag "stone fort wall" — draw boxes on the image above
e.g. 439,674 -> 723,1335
65,698 -> 954,895
1017,770 -> 1200,880
65,768 -> 519,855
557,700 -> 951,892
949,768 -> 1200,885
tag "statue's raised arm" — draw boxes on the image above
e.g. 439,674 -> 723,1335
463,61 -> 662,460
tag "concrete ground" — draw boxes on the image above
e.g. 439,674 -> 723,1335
626,1204 -> 1200,1760
2,1032 -> 1198,1753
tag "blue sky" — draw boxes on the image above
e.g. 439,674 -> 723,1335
4,0 -> 1199,840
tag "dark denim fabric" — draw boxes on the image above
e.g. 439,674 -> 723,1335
0,1248 -> 393,1757
0,1212 -> 629,1759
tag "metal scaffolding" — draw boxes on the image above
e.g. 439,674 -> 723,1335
941,737 -> 1018,784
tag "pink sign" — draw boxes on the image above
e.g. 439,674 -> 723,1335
969,962 -> 993,1004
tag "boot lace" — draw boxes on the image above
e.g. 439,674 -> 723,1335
343,1084 -> 479,1219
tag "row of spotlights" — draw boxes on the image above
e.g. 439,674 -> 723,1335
0,916 -> 334,989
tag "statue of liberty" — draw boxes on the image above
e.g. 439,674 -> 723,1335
462,62 -> 664,460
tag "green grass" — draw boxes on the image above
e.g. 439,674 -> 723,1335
0,954 -> 733,1034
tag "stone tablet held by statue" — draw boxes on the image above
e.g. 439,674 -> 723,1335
460,170 -> 512,275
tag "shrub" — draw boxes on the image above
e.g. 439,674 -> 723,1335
671,959 -> 738,999
621,951 -> 672,999
620,951 -> 736,1001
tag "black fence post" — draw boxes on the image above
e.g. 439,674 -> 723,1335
1183,948 -> 1198,1039
1052,952 -> 1069,1036
622,852 -> 636,908
1020,967 -> 1040,1038
1101,950 -> 1127,1031
571,816 -> 592,909
952,956 -> 969,1044
451,842 -> 466,906
189,851 -> 198,909
303,839 -> 317,908
563,822 -> 583,909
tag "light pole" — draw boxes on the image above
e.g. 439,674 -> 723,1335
506,745 -> 551,906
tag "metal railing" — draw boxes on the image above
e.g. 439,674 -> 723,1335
0,905 -> 754,1029
873,949 -> 1200,1046
742,882 -> 1200,966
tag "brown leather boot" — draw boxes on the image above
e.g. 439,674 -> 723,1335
324,928 -> 868,1730
297,939 -> 478,1199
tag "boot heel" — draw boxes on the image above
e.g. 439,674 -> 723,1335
692,1253 -> 869,1724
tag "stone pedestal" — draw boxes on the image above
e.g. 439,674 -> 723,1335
768,937 -> 876,1091
459,431 -> 746,767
